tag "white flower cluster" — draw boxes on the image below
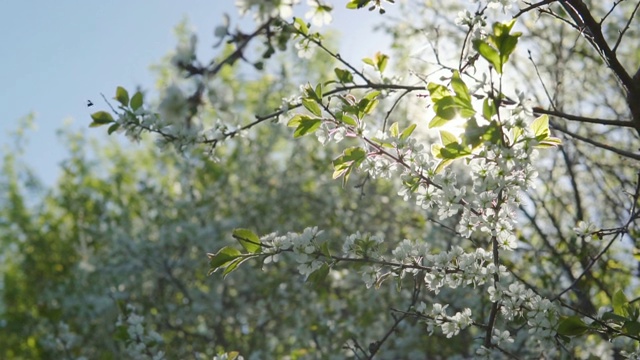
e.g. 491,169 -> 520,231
415,302 -> 473,338
471,0 -> 517,11
170,33 -> 197,68
573,220 -> 598,242
213,353 -> 245,360
261,227 -> 326,279
455,10 -> 487,28
236,0 -> 299,23
115,304 -> 165,360
305,0 -> 333,27
40,322 -> 85,359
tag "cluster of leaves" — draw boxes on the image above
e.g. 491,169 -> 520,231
90,86 -> 144,135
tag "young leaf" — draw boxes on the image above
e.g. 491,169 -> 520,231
363,90 -> 381,101
434,158 -> 454,173
334,68 -> 354,83
473,40 -> 501,73
613,289 -> 630,317
602,311 -> 628,323
307,263 -> 330,287
451,70 -> 471,104
389,122 -> 400,137
207,246 -> 242,275
222,257 -> 252,278
333,147 -> 366,186
400,124 -> 417,140
232,228 -> 261,254
427,83 -> 451,102
90,111 -> 115,127
623,320 -> 640,337
483,98 -> 497,121
346,0 -> 370,9
362,57 -> 375,67
374,52 -> 389,73
288,115 -> 322,138
557,316 -> 589,336
362,98 -> 378,115
336,112 -> 358,126
440,130 -> 458,146
107,123 -> 120,135
531,114 -> 550,140
115,86 -> 129,107
303,98 -> 322,117
130,92 -> 143,111
536,137 -> 562,148
294,17 -> 309,35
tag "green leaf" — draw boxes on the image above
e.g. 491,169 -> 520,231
400,124 -> 416,140
495,20 -> 521,66
440,130 -> 458,146
362,99 -> 378,115
434,158 -> 454,173
207,246 -> 242,276
222,257 -> 252,278
295,119 -> 322,138
363,90 -> 381,101
107,123 -> 120,135
334,68 -> 354,83
113,325 -> 130,341
315,83 -> 323,99
333,147 -> 367,186
389,122 -> 399,137
531,114 -> 550,140
346,0 -> 370,9
473,39 -> 502,73
427,83 -> 451,102
115,86 -> 129,107
474,20 -> 521,74
294,17 -> 309,35
130,92 -> 143,111
362,57 -> 375,67
429,115 -> 451,129
602,311 -> 629,323
232,228 -> 261,254
451,70 -> 471,104
288,115 -> 322,138
462,119 -> 502,148
302,98 -> 322,117
375,52 -> 389,73
557,316 -> 589,336
319,242 -> 331,258
535,137 -> 562,148
613,290 -> 630,317
439,143 -> 471,160
90,111 -> 115,127
623,320 -> 640,336
336,112 -> 357,126
427,76 -> 475,127
483,98 -> 497,121
307,263 -> 330,287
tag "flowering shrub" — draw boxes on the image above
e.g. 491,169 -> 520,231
86,0 -> 640,357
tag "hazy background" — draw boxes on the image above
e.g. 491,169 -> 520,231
0,1 -> 392,187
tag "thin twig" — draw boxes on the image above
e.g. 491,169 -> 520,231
613,0 -> 640,52
532,107 -> 636,127
514,0 -> 559,18
551,124 -> 640,160
552,233 -> 621,300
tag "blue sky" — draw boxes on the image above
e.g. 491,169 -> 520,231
0,1 -> 391,187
